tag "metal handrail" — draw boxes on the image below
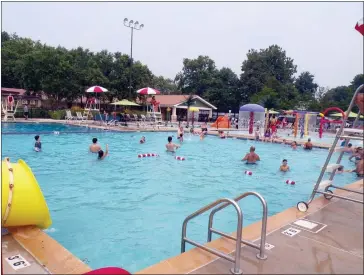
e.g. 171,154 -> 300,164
181,198 -> 243,275
307,84 -> 364,204
207,191 -> 268,260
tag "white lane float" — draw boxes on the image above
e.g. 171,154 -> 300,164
138,153 -> 159,158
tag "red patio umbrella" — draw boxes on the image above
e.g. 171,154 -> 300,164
86,86 -> 108,93
136,87 -> 161,95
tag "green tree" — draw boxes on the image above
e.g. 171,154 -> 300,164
240,45 -> 297,104
151,75 -> 179,94
350,74 -> 364,91
203,67 -> 240,112
175,55 -> 218,96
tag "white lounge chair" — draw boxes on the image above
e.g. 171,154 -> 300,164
76,112 -> 87,124
65,110 -> 76,122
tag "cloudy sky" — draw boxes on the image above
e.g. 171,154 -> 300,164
2,1 -> 363,88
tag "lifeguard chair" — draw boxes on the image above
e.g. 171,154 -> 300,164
83,97 -> 101,122
1,95 -> 19,121
147,96 -> 162,124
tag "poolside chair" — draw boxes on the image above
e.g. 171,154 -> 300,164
76,112 -> 87,124
132,114 -> 139,121
65,110 -> 76,122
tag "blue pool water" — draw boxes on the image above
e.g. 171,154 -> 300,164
2,123 -> 359,272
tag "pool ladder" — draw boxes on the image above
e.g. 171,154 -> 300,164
297,84 -> 364,212
181,191 -> 268,275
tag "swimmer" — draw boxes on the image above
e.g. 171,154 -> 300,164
334,143 -> 355,154
177,126 -> 184,142
219,131 -> 226,139
291,141 -> 298,150
201,122 -> 208,133
98,144 -> 109,160
282,139 -> 287,145
347,159 -> 364,177
280,159 -> 290,172
303,138 -> 313,150
349,147 -> 363,163
242,146 -> 260,164
166,136 -> 180,152
200,130 -> 205,140
263,129 -> 271,142
140,136 -> 146,144
34,135 -> 42,152
255,127 -> 261,141
89,138 -> 101,153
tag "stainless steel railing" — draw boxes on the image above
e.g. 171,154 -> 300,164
207,191 -> 268,260
181,198 -> 243,275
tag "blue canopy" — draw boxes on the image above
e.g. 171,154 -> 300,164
239,104 -> 265,112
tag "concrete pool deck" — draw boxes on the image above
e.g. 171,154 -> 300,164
137,179 -> 363,274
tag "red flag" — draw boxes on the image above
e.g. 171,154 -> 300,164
355,18 -> 364,36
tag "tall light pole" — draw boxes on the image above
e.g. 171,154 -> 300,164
123,18 -> 144,99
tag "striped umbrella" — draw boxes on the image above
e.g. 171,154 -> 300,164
136,87 -> 161,95
86,86 -> 108,93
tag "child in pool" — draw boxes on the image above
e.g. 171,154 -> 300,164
219,131 -> 226,139
140,136 -> 145,144
291,141 -> 298,150
34,135 -> 42,152
280,159 -> 290,172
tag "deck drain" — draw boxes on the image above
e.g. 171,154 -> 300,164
291,219 -> 327,233
281,227 -> 301,237
264,243 -> 275,250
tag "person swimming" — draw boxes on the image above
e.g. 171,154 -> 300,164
255,127 -> 260,141
291,141 -> 298,150
242,146 -> 260,164
219,131 -> 226,139
89,138 -> 101,153
177,126 -> 184,142
303,138 -> 313,150
140,136 -> 146,144
98,144 -> 109,160
280,159 -> 290,172
34,135 -> 42,152
166,136 -> 180,152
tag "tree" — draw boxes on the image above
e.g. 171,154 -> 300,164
151,75 -> 179,94
350,74 -> 364,91
240,45 -> 297,104
203,67 -> 240,112
175,55 -> 218,96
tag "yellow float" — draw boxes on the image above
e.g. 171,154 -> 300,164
2,158 -> 52,229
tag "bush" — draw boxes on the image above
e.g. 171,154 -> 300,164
48,110 -> 66,120
70,106 -> 84,114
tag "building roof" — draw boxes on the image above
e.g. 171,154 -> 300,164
1,88 -> 27,95
140,95 -> 217,109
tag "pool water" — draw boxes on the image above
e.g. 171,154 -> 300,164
1,123 -> 358,272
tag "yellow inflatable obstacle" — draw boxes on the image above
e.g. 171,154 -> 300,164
2,157 -> 52,229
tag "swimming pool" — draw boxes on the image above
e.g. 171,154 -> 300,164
2,123 -> 358,272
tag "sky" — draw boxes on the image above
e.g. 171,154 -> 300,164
2,1 -> 363,88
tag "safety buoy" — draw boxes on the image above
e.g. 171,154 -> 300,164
138,153 -> 159,158
175,156 -> 185,161
245,170 -> 252,175
286,180 -> 295,185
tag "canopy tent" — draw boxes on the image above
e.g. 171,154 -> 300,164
110,99 -> 140,106
329,111 -> 363,118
